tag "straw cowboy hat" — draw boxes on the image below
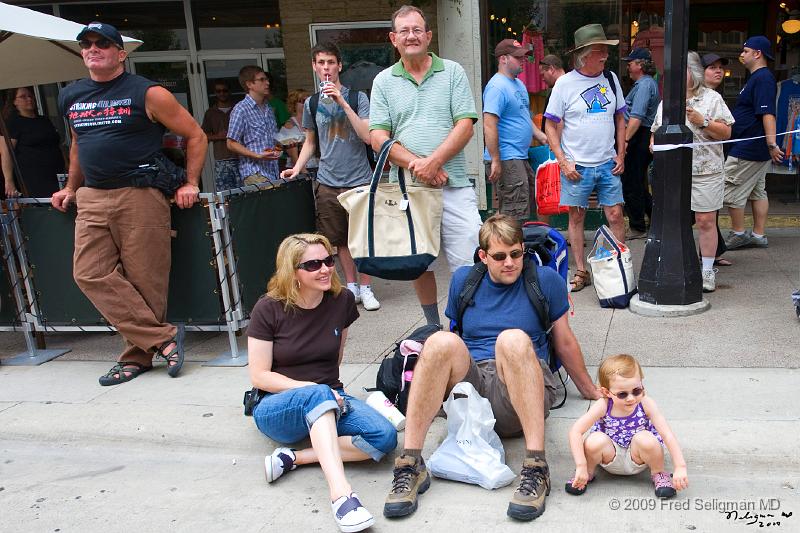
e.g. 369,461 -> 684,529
570,24 -> 619,53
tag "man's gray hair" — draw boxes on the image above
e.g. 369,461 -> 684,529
391,5 -> 429,32
687,51 -> 705,94
574,46 -> 593,69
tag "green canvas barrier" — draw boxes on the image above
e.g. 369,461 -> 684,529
226,179 -> 316,315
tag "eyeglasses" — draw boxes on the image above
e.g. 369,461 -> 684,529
486,249 -> 524,262
297,255 -> 335,272
78,38 -> 116,50
609,386 -> 644,400
215,88 -> 229,94
253,76 -> 268,83
394,28 -> 426,38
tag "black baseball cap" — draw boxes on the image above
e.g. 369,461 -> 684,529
622,48 -> 651,61
701,53 -> 729,68
77,22 -> 124,49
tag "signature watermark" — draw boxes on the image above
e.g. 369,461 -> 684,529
607,498 -> 793,528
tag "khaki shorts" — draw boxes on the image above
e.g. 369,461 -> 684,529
314,182 -> 352,246
598,439 -> 648,476
485,159 -> 535,220
691,171 -> 724,212
723,157 -> 770,208
462,357 -> 558,438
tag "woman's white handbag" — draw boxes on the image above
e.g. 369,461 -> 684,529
587,225 -> 637,308
337,139 -> 442,281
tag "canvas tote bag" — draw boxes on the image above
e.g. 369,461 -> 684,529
337,139 -> 443,280
587,225 -> 637,308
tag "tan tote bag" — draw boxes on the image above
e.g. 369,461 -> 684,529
337,139 -> 443,280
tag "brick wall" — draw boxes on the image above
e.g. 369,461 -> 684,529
279,1 -> 438,91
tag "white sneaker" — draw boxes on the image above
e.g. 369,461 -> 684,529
331,493 -> 374,532
359,286 -> 380,311
702,269 -> 716,293
348,286 -> 361,304
264,447 -> 296,483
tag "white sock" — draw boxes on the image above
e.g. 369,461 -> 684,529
359,284 -> 371,292
701,257 -> 715,272
751,232 -> 763,239
347,283 -> 359,295
733,230 -> 745,236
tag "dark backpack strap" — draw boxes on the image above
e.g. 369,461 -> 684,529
521,257 -> 551,334
309,92 -> 321,159
347,90 -> 377,168
603,70 -> 618,100
454,263 -> 487,336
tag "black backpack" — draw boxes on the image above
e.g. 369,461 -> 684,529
371,323 -> 441,414
453,256 -> 567,409
308,89 -> 377,168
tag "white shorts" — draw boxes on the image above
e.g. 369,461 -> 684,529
600,440 -> 648,476
427,185 -> 482,273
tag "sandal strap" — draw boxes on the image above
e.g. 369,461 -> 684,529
155,338 -> 180,362
102,361 -> 147,377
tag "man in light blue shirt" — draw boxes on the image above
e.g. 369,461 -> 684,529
621,48 -> 660,238
483,39 -> 548,221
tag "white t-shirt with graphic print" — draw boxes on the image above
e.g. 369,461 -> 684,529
544,69 -> 626,167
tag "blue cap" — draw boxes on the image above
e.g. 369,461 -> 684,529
622,48 -> 651,61
77,22 -> 124,49
743,35 -> 773,60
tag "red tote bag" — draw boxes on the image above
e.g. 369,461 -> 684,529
535,154 -> 569,215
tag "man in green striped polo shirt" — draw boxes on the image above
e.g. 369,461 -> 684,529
369,4 -> 482,331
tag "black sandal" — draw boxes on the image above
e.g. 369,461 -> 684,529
99,362 -> 151,386
156,336 -> 184,378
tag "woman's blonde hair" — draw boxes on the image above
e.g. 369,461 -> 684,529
597,354 -> 644,389
687,51 -> 705,96
287,88 -> 310,114
266,233 -> 342,309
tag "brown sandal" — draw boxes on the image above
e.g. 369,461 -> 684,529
570,269 -> 592,292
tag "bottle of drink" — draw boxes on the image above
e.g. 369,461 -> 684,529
366,391 -> 406,431
319,75 -> 333,104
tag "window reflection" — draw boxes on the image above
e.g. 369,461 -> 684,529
192,0 -> 282,50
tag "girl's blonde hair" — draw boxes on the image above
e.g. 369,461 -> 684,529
287,88 -> 310,114
597,354 -> 644,389
266,233 -> 342,309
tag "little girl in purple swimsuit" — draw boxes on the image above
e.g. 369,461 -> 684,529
565,354 -> 688,498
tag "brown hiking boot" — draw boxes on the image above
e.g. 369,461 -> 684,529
383,455 -> 431,518
507,458 -> 550,521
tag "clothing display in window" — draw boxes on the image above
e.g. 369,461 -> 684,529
776,76 -> 800,169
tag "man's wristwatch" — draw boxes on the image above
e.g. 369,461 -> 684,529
768,143 -> 779,150
699,117 -> 709,129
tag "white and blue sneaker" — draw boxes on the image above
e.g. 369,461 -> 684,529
264,447 -> 296,483
331,492 -> 374,533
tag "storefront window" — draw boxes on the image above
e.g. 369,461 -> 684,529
59,2 -> 189,51
192,0 -> 282,50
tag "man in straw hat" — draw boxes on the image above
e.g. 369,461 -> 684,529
543,23 -> 627,292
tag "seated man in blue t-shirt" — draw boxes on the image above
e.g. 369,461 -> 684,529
384,214 -> 600,523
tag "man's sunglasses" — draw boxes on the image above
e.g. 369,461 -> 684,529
78,38 -> 118,50
486,249 -> 525,262
297,255 -> 335,272
610,386 -> 644,400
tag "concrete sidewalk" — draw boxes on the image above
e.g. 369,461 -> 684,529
1,228 -> 799,532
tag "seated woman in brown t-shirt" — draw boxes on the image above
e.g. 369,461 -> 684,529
247,233 -> 396,533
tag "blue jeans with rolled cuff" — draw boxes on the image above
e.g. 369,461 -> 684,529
253,384 -> 397,461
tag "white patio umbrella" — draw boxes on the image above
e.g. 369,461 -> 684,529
0,2 -> 142,90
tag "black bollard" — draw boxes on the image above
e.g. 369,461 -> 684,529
636,0 -> 703,306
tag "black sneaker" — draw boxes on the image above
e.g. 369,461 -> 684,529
383,455 -> 431,518
507,458 -> 550,521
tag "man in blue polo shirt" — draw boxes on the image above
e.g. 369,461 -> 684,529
483,39 -> 548,221
723,36 -> 784,250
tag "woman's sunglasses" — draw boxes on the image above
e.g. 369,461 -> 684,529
296,255 -> 335,272
78,38 -> 117,50
486,249 -> 524,262
610,386 -> 644,400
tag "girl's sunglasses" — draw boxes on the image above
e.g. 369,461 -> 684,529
78,38 -> 117,50
610,386 -> 644,400
486,249 -> 524,261
297,255 -> 335,272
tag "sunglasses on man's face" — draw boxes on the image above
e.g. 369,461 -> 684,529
486,249 -> 524,262
297,255 -> 335,272
610,386 -> 644,400
79,38 -> 116,50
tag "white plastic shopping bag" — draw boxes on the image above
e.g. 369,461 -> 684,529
428,382 -> 516,490
587,225 -> 637,308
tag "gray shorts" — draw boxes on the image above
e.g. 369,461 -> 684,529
486,159 -> 535,219
462,357 -> 558,437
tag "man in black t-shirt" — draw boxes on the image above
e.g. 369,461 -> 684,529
52,22 -> 207,386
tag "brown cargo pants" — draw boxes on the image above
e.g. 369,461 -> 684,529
73,186 -> 177,367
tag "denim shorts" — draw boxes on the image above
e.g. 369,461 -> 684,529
252,384 -> 397,461
559,159 -> 624,208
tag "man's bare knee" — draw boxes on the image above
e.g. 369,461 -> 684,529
496,329 -> 537,367
418,332 -> 468,367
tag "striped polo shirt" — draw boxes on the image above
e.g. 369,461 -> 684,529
369,53 -> 478,187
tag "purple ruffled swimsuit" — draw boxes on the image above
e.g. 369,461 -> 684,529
590,399 -> 663,448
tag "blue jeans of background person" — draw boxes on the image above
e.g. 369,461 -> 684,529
559,159 -> 624,208
253,384 -> 397,461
